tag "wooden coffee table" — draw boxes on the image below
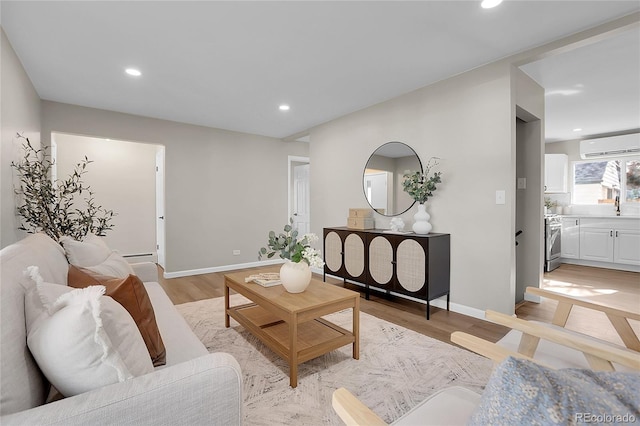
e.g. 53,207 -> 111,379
224,267 -> 360,388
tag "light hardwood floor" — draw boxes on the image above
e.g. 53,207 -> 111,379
158,264 -> 639,348
517,263 -> 640,347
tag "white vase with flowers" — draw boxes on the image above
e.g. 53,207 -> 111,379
402,157 -> 442,235
259,219 -> 325,293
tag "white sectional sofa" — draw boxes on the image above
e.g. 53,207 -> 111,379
0,233 -> 242,425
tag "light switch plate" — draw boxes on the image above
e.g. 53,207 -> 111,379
517,178 -> 526,189
496,190 -> 506,204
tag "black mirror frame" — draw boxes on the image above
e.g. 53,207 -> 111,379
362,141 -> 423,217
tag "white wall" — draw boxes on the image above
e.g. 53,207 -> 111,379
310,63 -> 544,315
1,29 -> 42,248
310,61 -> 522,315
53,133 -> 159,259
41,101 -> 309,275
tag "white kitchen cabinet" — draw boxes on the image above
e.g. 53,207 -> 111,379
544,154 -> 568,193
578,218 -> 640,266
614,229 -> 640,266
561,217 -> 580,259
579,228 -> 614,262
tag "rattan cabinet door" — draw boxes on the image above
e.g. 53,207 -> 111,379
324,231 -> 343,273
344,233 -> 365,278
396,239 -> 426,293
368,236 -> 393,286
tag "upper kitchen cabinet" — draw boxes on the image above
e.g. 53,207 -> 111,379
545,153 -> 568,193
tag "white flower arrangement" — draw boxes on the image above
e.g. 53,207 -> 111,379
259,219 -> 325,268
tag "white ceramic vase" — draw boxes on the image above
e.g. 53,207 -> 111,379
412,203 -> 432,234
280,260 -> 312,293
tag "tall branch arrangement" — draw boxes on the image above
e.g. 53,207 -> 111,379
402,157 -> 442,204
10,133 -> 116,240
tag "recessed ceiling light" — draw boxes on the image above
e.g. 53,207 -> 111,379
481,0 -> 503,9
125,68 -> 142,77
546,89 -> 581,97
279,104 -> 290,111
573,128 -> 583,132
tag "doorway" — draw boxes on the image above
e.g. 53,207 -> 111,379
52,132 -> 165,266
289,156 -> 310,234
155,147 -> 166,268
515,112 -> 544,304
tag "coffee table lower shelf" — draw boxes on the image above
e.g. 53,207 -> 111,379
227,303 -> 356,385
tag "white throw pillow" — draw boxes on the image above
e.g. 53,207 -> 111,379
59,234 -> 111,267
60,234 -> 135,278
83,251 -> 135,278
24,267 -> 154,397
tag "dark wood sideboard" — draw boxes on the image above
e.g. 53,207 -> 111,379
323,227 -> 450,320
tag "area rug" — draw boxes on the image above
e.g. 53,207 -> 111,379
177,295 -> 493,425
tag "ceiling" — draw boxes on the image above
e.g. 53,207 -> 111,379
521,26 -> 639,142
1,1 -> 639,141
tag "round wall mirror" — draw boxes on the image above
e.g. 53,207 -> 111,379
363,142 -> 422,216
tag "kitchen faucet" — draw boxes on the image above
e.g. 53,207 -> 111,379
615,195 -> 621,216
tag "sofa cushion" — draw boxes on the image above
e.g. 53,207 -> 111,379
59,234 -> 111,267
0,233 -> 69,416
25,270 -> 153,397
468,356 -> 640,425
83,251 -> 135,278
143,282 -> 208,367
68,266 -> 167,366
60,234 -> 134,278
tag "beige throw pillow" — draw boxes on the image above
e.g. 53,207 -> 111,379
60,234 -> 134,278
83,251 -> 135,278
59,234 -> 111,267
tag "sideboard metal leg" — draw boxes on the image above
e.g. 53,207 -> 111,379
447,293 -> 450,312
426,301 -> 430,320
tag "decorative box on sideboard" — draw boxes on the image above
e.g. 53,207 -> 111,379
323,227 -> 450,320
347,208 -> 374,230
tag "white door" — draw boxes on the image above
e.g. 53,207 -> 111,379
155,147 -> 166,268
293,164 -> 310,235
364,172 -> 388,214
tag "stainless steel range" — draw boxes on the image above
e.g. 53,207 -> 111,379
545,214 -> 562,272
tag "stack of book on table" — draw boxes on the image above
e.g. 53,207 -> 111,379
244,272 -> 281,287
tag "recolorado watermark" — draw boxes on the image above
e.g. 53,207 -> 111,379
575,413 -> 637,424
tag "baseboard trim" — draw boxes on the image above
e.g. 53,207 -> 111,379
560,258 -> 640,273
164,259 -> 284,279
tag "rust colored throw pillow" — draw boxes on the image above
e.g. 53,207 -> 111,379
68,266 -> 166,366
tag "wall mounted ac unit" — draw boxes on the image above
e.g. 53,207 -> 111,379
580,133 -> 640,159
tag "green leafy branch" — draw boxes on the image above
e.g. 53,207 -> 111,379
258,218 -> 324,267
10,133 -> 116,240
402,157 -> 442,204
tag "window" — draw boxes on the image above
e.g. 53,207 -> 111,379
572,157 -> 640,204
626,160 -> 640,202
